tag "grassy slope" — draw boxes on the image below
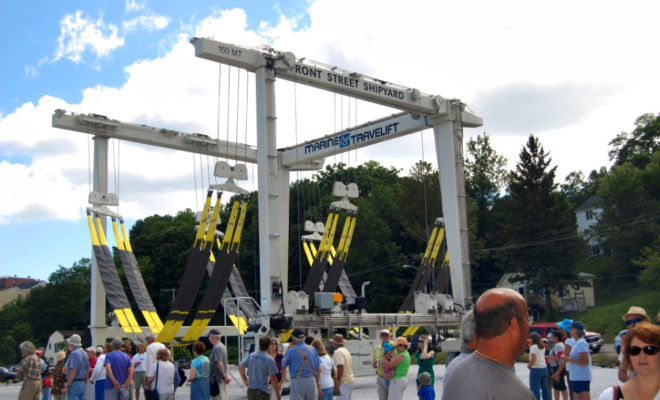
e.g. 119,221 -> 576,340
564,289 -> 660,341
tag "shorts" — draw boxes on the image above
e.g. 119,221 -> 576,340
134,371 -> 146,389
548,366 -> 566,391
571,380 -> 590,393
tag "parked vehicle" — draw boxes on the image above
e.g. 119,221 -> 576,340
0,366 -> 17,383
7,365 -> 19,373
527,322 -> 605,353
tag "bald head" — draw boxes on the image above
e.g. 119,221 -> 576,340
474,288 -> 526,338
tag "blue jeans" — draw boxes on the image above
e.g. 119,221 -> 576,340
529,368 -> 550,400
320,387 -> 334,400
67,381 -> 86,400
95,379 -> 106,400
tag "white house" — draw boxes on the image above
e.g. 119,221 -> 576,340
575,195 -> 604,256
496,272 -> 596,319
44,330 -> 86,365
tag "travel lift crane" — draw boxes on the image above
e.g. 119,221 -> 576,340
52,38 -> 482,364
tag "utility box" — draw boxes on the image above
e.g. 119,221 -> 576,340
314,292 -> 335,310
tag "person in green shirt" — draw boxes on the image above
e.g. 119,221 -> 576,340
413,335 -> 435,388
383,337 -> 411,400
372,329 -> 393,400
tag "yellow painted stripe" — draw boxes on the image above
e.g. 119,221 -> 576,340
318,212 -> 334,258
280,329 -> 293,343
335,216 -> 351,258
195,191 -> 214,245
114,309 -> 133,333
325,213 -> 340,254
111,218 -> 125,251
221,201 -> 240,250
87,213 -> 100,246
142,310 -> 156,331
231,201 -> 248,251
95,217 -> 108,246
341,216 -> 357,260
152,312 -> 164,331
429,228 -> 445,265
120,220 -> 133,253
421,226 -> 438,264
157,322 -> 175,343
302,242 -> 314,266
124,309 -> 142,333
228,315 -> 249,334
204,194 -> 223,245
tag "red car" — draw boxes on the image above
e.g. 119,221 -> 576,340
526,322 -> 604,353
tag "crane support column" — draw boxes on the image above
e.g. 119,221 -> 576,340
255,63 -> 284,316
433,100 -> 473,310
90,136 -> 109,345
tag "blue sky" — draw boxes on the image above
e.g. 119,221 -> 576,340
1,0 -> 659,281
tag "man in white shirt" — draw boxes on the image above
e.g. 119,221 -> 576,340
145,333 -> 165,390
133,343 -> 147,399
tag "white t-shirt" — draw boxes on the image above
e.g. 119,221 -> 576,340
598,386 -> 660,400
146,342 -> 166,377
529,345 -> 546,369
133,352 -> 147,373
90,354 -> 107,381
148,360 -> 176,395
318,354 -> 335,390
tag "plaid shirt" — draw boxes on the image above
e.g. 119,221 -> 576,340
17,354 -> 42,381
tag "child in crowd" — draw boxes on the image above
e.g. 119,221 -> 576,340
417,371 -> 434,400
382,342 -> 396,386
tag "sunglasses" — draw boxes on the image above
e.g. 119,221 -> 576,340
628,345 -> 659,356
625,318 -> 643,326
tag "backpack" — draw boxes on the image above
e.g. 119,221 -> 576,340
174,366 -> 186,388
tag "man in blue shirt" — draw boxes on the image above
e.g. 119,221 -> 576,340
239,336 -> 280,400
282,328 -> 321,400
62,334 -> 89,400
105,337 -> 134,400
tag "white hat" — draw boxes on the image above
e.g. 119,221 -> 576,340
380,329 -> 390,335
67,334 -> 82,347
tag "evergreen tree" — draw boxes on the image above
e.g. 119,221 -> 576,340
464,133 -> 508,289
502,135 -> 584,318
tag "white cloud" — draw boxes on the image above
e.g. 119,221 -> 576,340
24,65 -> 38,78
125,0 -> 146,12
123,15 -> 170,31
2,0 -> 660,226
54,11 -> 125,63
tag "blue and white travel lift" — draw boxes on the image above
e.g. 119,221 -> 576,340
53,37 -> 483,371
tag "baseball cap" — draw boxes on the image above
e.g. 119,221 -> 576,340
208,328 -> 221,336
292,328 -> 305,339
557,319 -> 573,333
380,329 -> 390,335
572,321 -> 585,331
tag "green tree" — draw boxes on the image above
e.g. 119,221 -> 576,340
609,112 -> 660,169
501,135 -> 584,318
595,151 -> 660,280
464,133 -> 508,289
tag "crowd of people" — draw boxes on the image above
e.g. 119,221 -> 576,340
14,289 -> 660,400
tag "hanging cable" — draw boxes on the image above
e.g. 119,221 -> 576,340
293,80 -> 303,288
87,136 -> 92,193
226,67 -> 232,162
192,150 -> 199,213
420,130 -> 429,237
235,69 -> 241,163
216,64 -> 223,171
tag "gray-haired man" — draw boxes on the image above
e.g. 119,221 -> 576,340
209,328 -> 231,400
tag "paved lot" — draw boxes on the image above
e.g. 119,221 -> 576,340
0,362 -> 619,399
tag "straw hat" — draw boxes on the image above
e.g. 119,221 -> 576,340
622,306 -> 650,322
394,337 -> 408,347
55,351 -> 66,362
330,333 -> 347,345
